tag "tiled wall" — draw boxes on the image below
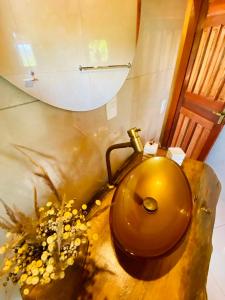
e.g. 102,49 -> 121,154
0,0 -> 187,245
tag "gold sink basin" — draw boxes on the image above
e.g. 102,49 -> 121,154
110,157 -> 192,258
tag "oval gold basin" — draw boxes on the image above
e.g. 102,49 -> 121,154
110,157 -> 192,258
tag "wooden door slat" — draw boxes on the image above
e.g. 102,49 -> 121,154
218,83 -> 225,101
181,119 -> 197,151
191,127 -> 211,159
201,26 -> 225,96
194,25 -> 222,94
208,54 -> 225,100
187,27 -> 211,92
176,116 -> 190,147
171,113 -> 185,146
186,124 -> 203,157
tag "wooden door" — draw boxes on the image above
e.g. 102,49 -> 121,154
164,0 -> 225,160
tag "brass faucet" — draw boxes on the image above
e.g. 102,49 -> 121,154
106,127 -> 143,186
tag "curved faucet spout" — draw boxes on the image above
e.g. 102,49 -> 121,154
105,128 -> 143,186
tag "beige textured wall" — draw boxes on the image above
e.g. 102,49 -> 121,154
0,0 -> 187,297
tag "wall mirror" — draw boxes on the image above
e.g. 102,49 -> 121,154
0,0 -> 139,111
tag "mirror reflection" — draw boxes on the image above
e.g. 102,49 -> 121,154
0,0 -> 139,111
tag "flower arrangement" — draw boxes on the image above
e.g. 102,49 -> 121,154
0,145 -> 104,297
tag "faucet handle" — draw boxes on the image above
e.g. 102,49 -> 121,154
127,127 -> 143,153
127,127 -> 141,138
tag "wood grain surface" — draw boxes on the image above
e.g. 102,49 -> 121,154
22,157 -> 221,300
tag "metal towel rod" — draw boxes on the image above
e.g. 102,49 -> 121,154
79,63 -> 131,71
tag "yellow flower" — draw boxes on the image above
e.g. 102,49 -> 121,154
20,274 -> 28,282
48,257 -> 55,265
63,232 -> 70,240
64,224 -> 71,232
43,272 -> 50,279
22,243 -> 28,251
5,259 -> 12,267
75,238 -> 81,246
31,268 -> 39,276
36,260 -> 43,268
46,202 -> 52,207
23,289 -> 29,295
80,224 -> 87,231
42,241 -> 47,247
67,257 -> 74,266
18,279 -> 23,287
43,277 -> 51,284
41,252 -> 49,262
82,204 -> 87,210
46,264 -> 54,274
59,271 -> 65,279
48,209 -> 55,215
26,276 -> 33,285
31,260 -> 37,267
72,209 -> 78,215
69,199 -> 74,205
47,235 -> 54,244
18,247 -> 24,254
64,211 -> 72,220
13,266 -> 20,274
26,264 -> 32,272
95,200 -> 101,206
0,246 -> 6,255
48,243 -> 55,252
50,273 -> 57,280
31,276 -> 39,285
39,207 -> 44,212
39,267 -> 45,275
59,255 -> 65,261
